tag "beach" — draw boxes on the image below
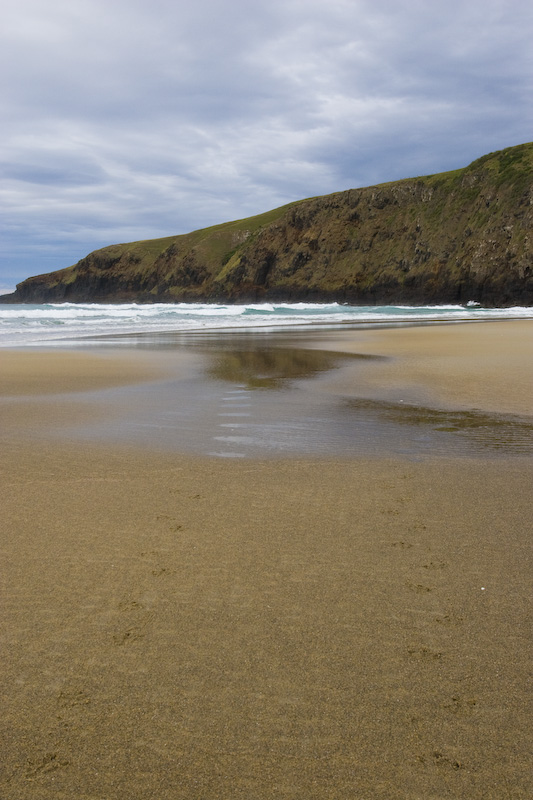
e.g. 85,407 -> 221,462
1,320 -> 532,799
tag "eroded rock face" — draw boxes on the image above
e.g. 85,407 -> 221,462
3,143 -> 533,306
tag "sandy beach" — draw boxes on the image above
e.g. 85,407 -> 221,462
1,320 -> 532,799
299,319 -> 533,416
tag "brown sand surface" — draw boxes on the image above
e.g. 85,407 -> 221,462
0,348 -> 193,444
0,349 -> 171,397
302,320 -> 533,416
1,323 -> 532,799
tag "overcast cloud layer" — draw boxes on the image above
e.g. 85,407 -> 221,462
1,0 -> 532,291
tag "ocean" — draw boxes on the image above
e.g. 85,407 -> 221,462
1,301 -> 532,347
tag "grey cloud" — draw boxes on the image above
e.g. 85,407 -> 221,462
1,0 -> 532,289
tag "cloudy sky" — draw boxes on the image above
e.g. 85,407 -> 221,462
1,0 -> 532,291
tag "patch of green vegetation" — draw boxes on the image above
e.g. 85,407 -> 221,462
426,168 -> 463,190
120,235 -> 177,255
465,143 -> 533,182
497,143 -> 530,169
57,266 -> 78,285
111,203 -> 297,275
221,246 -> 240,266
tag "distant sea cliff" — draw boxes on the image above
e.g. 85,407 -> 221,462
3,142 -> 532,306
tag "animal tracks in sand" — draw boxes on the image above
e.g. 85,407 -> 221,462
167,488 -> 205,501
416,750 -> 465,771
407,645 -> 443,660
118,599 -> 144,612
57,688 -> 91,708
140,548 -> 177,577
112,627 -> 147,646
422,560 -> 448,570
24,751 -> 70,779
19,685 -> 91,782
151,567 -> 176,577
112,606 -> 155,646
435,613 -> 464,627
405,581 -> 434,593
155,513 -> 184,532
442,696 -> 478,714
111,541 -> 180,646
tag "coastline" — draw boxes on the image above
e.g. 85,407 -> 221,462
2,318 -> 531,412
1,300 -> 532,350
1,320 -> 532,799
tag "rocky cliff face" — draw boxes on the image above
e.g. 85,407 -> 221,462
3,142 -> 533,306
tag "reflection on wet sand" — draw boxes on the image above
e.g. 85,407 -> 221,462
206,347 -> 344,389
205,344 -> 382,389
7,325 -> 530,460
346,398 -> 533,454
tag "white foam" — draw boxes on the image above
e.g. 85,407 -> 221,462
0,301 -> 532,346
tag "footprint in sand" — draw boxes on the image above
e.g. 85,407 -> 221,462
112,627 -> 145,646
151,567 -> 176,576
407,646 -> 443,661
25,752 -> 70,777
112,607 -> 155,645
118,599 -> 144,612
155,514 -> 183,531
57,688 -> 91,708
432,751 -> 464,770
415,751 -> 464,771
442,696 -> 477,714
435,613 -> 464,627
405,581 -> 433,593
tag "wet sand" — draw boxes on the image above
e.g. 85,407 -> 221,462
299,319 -> 533,415
1,321 -> 532,799
0,348 -> 167,397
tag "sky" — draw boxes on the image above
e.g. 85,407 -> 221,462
1,0 -> 532,292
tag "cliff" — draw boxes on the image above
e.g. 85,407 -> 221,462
3,142 -> 533,306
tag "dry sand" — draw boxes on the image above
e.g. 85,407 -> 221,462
1,321 -> 532,799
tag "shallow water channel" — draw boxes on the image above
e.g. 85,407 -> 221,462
40,328 -> 533,459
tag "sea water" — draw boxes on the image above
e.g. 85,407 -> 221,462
2,300 -> 532,458
1,301 -> 532,347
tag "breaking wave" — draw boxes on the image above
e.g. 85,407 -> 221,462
0,301 -> 531,346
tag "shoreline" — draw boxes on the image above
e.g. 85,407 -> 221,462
1,304 -> 533,351
2,318 -> 531,415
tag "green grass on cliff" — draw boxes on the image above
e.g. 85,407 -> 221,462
94,204 -> 299,271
